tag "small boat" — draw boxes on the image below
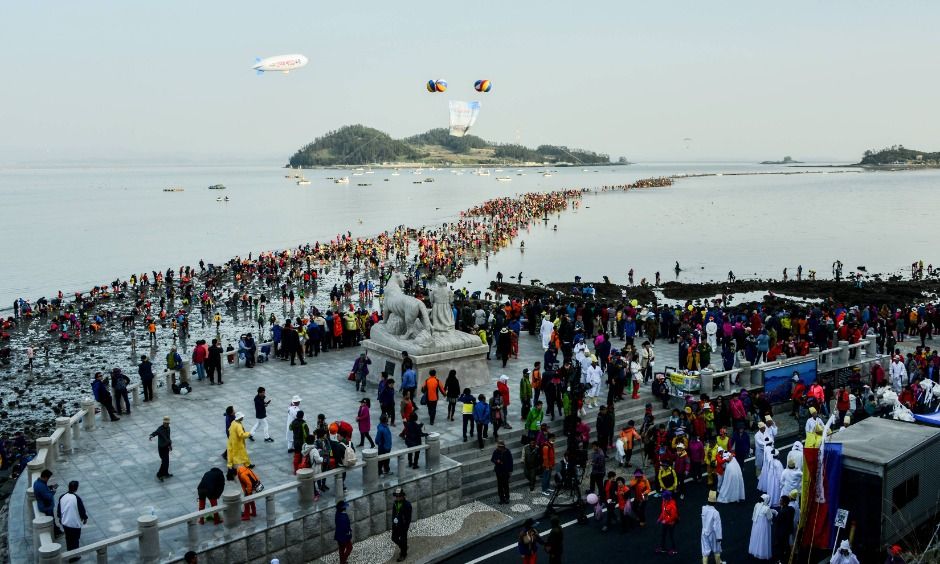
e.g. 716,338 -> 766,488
365,168 -> 374,174
352,172 -> 364,176
223,196 -> 230,201
335,177 -> 350,184
296,178 -> 311,185
542,172 -> 552,177
208,184 -> 226,190
163,187 -> 184,192
357,183 -> 371,186
391,170 -> 400,176
477,168 -> 490,176
496,176 -> 512,182
413,169 -> 423,175
383,178 -> 389,182
216,197 -> 222,202
423,177 -> 434,183
412,181 -> 423,184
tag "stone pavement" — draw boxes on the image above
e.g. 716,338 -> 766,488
10,325 -> 684,561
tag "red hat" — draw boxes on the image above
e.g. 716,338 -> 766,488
890,545 -> 902,555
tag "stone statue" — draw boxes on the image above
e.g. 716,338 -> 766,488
430,275 -> 455,333
369,271 -> 483,354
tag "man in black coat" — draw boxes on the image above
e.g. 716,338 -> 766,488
206,338 -> 224,384
391,487 -> 413,562
490,440 -> 514,504
773,494 -> 796,562
197,468 -> 225,524
138,355 -> 155,401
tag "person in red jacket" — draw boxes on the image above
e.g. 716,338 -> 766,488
790,374 -> 807,417
496,375 -> 512,430
656,490 -> 679,555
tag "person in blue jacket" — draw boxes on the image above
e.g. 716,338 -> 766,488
375,414 -> 393,475
334,500 -> 353,564
473,394 -> 491,450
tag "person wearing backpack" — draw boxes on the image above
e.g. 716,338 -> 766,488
459,388 -> 476,442
166,347 -> 182,371
290,411 -> 310,473
401,412 -> 427,468
375,414 -> 393,475
473,394 -> 491,450
517,518 -> 542,564
421,370 -> 445,425
489,389 -> 505,442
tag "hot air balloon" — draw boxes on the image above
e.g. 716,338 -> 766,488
473,79 -> 492,93
426,80 -> 437,93
435,79 -> 448,92
448,100 -> 480,137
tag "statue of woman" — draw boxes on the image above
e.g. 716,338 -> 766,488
430,275 -> 455,332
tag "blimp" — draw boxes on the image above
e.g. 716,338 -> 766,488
252,54 -> 308,75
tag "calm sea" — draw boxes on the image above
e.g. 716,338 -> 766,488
1,162 -> 937,307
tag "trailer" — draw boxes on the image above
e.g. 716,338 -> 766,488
831,417 -> 940,557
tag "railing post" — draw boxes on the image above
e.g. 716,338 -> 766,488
56,417 -> 72,454
297,468 -> 316,507
131,384 -> 140,406
426,433 -> 441,469
397,454 -> 406,481
334,474 -> 345,503
72,419 -> 81,443
37,438 -> 54,470
265,495 -> 276,525
362,449 -> 378,491
33,515 -> 53,556
164,370 -> 176,393
37,541 -> 63,564
82,399 -> 95,431
222,489 -> 242,529
96,546 -> 108,564
699,368 -> 714,394
738,361 -> 752,388
27,455 -> 45,481
864,337 -> 876,358
137,514 -> 160,564
837,341 -> 849,366
26,488 -> 36,529
187,517 -> 198,549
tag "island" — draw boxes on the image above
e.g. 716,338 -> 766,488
859,145 -> 940,167
287,124 -> 614,167
760,156 -> 802,165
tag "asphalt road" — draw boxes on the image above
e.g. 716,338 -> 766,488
444,446 -> 796,564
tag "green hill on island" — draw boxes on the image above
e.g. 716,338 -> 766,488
860,145 -> 940,166
287,125 -> 613,167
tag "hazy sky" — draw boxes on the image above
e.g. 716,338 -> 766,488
3,2 -> 938,164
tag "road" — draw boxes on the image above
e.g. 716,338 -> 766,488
444,446 -> 795,564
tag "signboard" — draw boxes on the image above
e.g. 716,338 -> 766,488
834,509 -> 849,529
384,360 -> 396,377
762,359 -> 818,404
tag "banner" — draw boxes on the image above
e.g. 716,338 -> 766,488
763,359 -> 818,404
799,443 -> 843,550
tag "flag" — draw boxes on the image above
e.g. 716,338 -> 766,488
799,443 -> 843,550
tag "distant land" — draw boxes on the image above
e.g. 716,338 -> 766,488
760,156 -> 802,165
859,145 -> 940,167
287,125 -> 620,167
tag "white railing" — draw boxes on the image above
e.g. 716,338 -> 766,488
29,433 -> 440,563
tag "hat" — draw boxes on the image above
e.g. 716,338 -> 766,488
523,368 -> 530,374
163,416 -> 170,423
235,412 -> 245,420
393,487 -> 404,496
792,374 -> 800,382
292,395 -> 302,403
360,398 -> 368,404
839,540 -> 851,551
590,355 -> 598,363
684,407 -> 692,414
809,407 -> 817,415
707,490 -> 718,503
761,493 -> 769,503
758,422 -> 766,429
499,374 -> 509,382
789,489 -> 799,499
336,501 -> 348,510
764,415 -> 773,422
890,545 -> 902,556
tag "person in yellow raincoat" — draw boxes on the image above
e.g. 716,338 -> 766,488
227,412 -> 253,468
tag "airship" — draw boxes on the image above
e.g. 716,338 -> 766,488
252,54 -> 308,75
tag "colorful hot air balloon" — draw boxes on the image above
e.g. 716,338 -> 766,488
435,79 -> 448,92
426,80 -> 437,93
474,79 -> 492,93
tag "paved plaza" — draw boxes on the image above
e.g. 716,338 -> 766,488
9,325 -> 686,561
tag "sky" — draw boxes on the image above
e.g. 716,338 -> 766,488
2,1 -> 938,164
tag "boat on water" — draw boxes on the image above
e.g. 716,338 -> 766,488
412,181 -> 423,184
335,177 -> 350,184
477,168 -> 490,176
208,184 -> 226,190
224,196 -> 229,201
542,172 -> 553,177
496,176 -> 512,182
216,197 -> 222,202
352,172 -> 364,176
357,183 -> 371,186
413,169 -> 423,175
296,178 -> 311,185
391,170 -> 400,176
365,168 -> 374,174
163,187 -> 184,192
423,177 -> 434,183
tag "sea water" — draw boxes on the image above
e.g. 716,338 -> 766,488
1,162 -> 937,306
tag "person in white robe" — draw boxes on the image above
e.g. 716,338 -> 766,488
779,460 -> 802,502
748,494 -> 775,560
701,490 -> 723,564
540,315 -> 554,350
756,436 -> 775,492
286,395 -> 301,450
765,449 -> 785,507
585,359 -> 602,408
717,452 -> 746,503
831,540 -> 860,564
753,422 -> 768,476
786,441 -> 804,471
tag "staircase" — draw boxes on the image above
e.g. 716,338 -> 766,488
446,399 -> 672,500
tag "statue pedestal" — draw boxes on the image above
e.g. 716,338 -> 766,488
361,339 -> 492,392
